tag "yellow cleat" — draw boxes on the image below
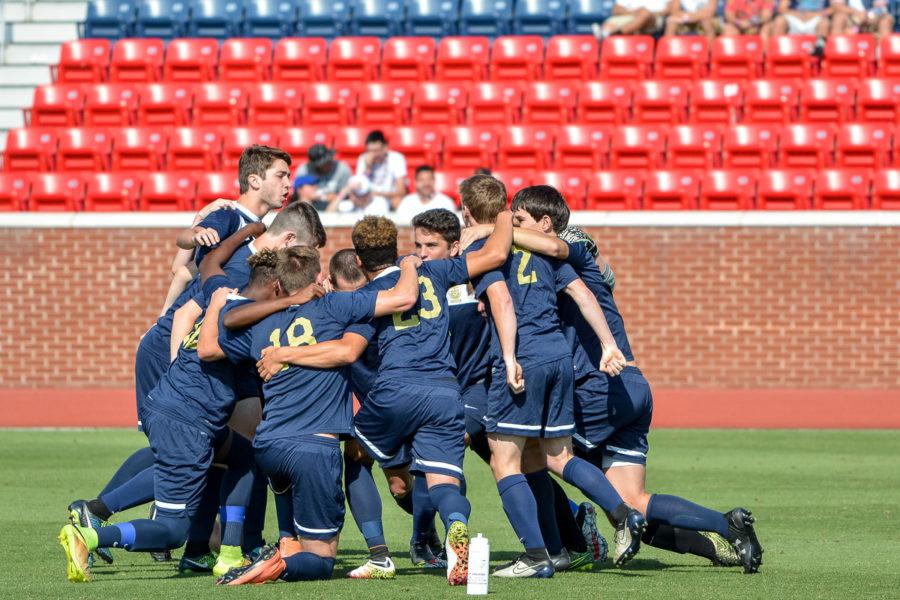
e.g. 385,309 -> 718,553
58,524 -> 91,582
213,545 -> 247,577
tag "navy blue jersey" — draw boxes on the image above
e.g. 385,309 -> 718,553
194,205 -> 260,266
447,284 -> 492,388
218,291 -> 378,443
470,240 -> 577,367
347,333 -> 380,401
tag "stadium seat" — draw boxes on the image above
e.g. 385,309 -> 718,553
243,0 -> 298,38
273,37 -> 327,81
490,36 -> 544,81
436,36 -> 490,80
3,129 -> 58,172
813,169 -> 870,209
643,170 -> 700,210
443,126 -> 499,169
193,82 -> 248,126
823,34 -> 876,79
83,83 -> 138,126
857,78 -> 900,123
219,38 -> 274,81
567,0 -> 614,35
699,169 -> 756,210
247,82 -> 303,125
167,127 -> 223,170
164,38 -> 219,81
406,0 -> 458,37
656,36 -> 709,80
779,123 -> 836,169
301,82 -> 358,125
188,0 -> 243,38
689,80 -> 742,124
333,126 -> 369,162
196,171 -> 241,204
135,0 -> 190,38
137,83 -> 194,125
109,38 -> 165,82
757,169 -> 813,209
55,40 -> 111,83
28,85 -> 84,127
609,124 -> 668,169
513,0 -> 566,35
327,37 -> 382,81
555,124 -> 610,170
666,124 -> 722,169
497,125 -> 555,169
280,127 -> 332,160
459,0 -> 512,37
536,170 -> 589,208
877,34 -> 900,77
297,0 -> 352,37
576,81 -> 633,124
434,169 -> 468,202
392,125 -> 443,167
765,35 -> 818,79
545,35 -> 599,81
111,127 -> 168,170
743,79 -> 798,123
490,169 -> 533,198
600,36 -> 655,80
633,81 -> 688,124
871,168 -> 900,208
521,82 -> 577,124
799,79 -> 857,123
585,170 -> 643,210
57,128 -> 113,171
358,82 -> 413,125
721,123 -> 779,169
352,0 -> 405,37
82,0 -> 136,39
411,82 -> 468,125
84,172 -> 140,210
468,82 -> 523,125
0,174 -> 30,211
834,123 -> 892,168
139,172 -> 196,210
710,35 -> 764,80
29,173 -> 85,211
382,37 -> 436,81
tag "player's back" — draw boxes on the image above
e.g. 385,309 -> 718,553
447,283 -> 492,388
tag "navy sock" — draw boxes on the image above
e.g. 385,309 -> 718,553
222,506 -> 246,547
98,465 -> 155,514
497,475 -> 545,550
647,494 -> 730,538
562,457 -> 623,514
345,459 -> 386,550
99,446 -> 155,496
428,483 -> 470,531
393,490 -> 414,515
273,491 -> 295,539
643,523 -> 720,561
525,469 -> 563,555
242,471 -> 268,552
96,515 -> 189,552
411,475 -> 438,544
281,552 -> 335,582
550,478 -> 585,553
184,466 -> 224,556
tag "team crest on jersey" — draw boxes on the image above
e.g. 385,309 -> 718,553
446,283 -> 477,306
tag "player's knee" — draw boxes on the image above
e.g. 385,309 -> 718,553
622,491 -> 651,515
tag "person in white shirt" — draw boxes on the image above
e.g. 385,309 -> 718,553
394,166 -> 457,223
355,130 -> 408,211
664,0 -> 720,40
593,0 -> 672,37
327,175 -> 390,216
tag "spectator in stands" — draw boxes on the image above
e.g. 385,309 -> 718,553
394,166 -> 457,223
771,0 -> 833,36
722,0 -> 776,38
326,175 -> 390,216
592,0 -> 671,38
294,144 -> 352,211
290,174 -> 320,208
664,0 -> 721,40
831,0 -> 893,38
356,130 -> 408,211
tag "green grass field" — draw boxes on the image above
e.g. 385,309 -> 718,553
1,429 -> 897,599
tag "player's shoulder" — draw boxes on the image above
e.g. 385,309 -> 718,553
446,283 -> 477,306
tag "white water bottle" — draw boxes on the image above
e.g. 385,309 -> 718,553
467,533 -> 490,595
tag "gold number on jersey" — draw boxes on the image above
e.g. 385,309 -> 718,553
513,246 -> 537,285
391,275 -> 442,331
268,317 -> 317,372
181,319 -> 203,351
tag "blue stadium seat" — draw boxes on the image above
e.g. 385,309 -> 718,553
188,0 -> 244,38
513,0 -> 567,36
460,0 -> 512,37
135,0 -> 190,38
405,0 -> 457,37
82,0 -> 136,39
567,0 -> 614,35
352,0 -> 406,37
297,0 -> 352,37
243,0 -> 298,38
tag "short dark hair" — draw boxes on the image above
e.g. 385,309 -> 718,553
415,165 -> 435,178
329,249 -> 366,287
365,130 -> 387,146
352,216 -> 398,272
412,208 -> 460,244
238,145 -> 291,194
275,246 -> 321,294
510,185 -> 570,233
246,249 -> 280,289
460,174 -> 507,224
269,202 -> 327,248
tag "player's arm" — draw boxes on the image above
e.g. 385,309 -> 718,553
176,199 -> 236,249
220,283 -> 326,329
199,221 -> 266,283
170,299 -> 203,362
485,281 -> 525,394
461,223 -> 569,259
159,255 -> 197,316
464,210 -> 513,278
197,287 -> 234,361
372,255 -> 420,317
256,332 -> 370,381
563,278 -> 626,376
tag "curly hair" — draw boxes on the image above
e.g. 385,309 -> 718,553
275,246 -> 321,294
351,216 -> 398,272
246,249 -> 280,288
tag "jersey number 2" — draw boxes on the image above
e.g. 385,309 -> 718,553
512,246 -> 537,285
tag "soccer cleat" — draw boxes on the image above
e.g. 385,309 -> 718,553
213,545 -> 247,577
178,552 -> 218,573
445,520 -> 469,586
493,553 -> 555,578
147,503 -> 172,562
699,531 -> 743,567
68,500 -> 113,565
58,524 -> 92,582
567,550 -> 595,571
549,548 -> 572,572
576,502 -> 608,563
278,537 -> 302,558
613,509 -> 646,567
217,544 -> 285,585
725,508 -> 763,574
348,556 -> 396,579
410,541 -> 448,569
425,526 -> 444,558
244,545 -> 265,562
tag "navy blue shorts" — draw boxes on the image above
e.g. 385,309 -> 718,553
254,435 -> 345,540
135,326 -> 170,431
353,379 -> 466,479
485,357 -> 575,438
462,379 -> 489,435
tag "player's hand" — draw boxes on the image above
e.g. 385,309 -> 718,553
197,198 -> 236,219
459,224 -> 493,252
322,277 -> 335,293
257,346 -> 287,382
209,287 -> 236,310
400,254 -> 423,269
289,283 -> 326,305
505,359 -> 525,394
599,346 -> 627,377
192,226 -> 221,247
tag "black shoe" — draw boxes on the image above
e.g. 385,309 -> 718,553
410,541 -> 448,569
68,500 -> 114,565
493,552 -> 555,578
424,525 -> 444,559
725,508 -> 763,574
147,503 -> 172,562
613,509 -> 646,567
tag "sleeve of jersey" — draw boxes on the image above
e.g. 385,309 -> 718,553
200,274 -> 232,305
194,211 -> 239,265
334,290 -> 379,326
216,300 -> 254,363
444,256 -> 471,287
565,241 -> 594,273
555,262 -> 580,292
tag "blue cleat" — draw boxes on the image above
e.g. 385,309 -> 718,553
725,508 -> 763,574
68,500 -> 113,566
613,509 -> 646,567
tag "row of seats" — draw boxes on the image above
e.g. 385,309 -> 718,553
3,169 -> 899,211
6,123 -> 900,173
83,0 -> 611,39
54,35 -> 900,84
23,79 -> 900,129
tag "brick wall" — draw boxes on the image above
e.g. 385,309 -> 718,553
2,226 -> 898,389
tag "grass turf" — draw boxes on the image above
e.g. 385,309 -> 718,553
1,429 -> 897,599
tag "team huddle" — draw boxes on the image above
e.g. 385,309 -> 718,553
58,145 -> 764,587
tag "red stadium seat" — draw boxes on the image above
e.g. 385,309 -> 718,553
521,82 -> 576,124
490,169 -> 533,198
166,127 -> 223,170
545,35 -> 599,81
411,82 -> 468,125
83,83 -> 138,126
609,124 -> 668,169
443,126 -> 499,170
814,169 -> 870,209
666,124 -> 723,169
196,171 -> 240,205
633,80 -> 688,124
273,37 -> 328,81
333,127 -> 369,163
857,78 -> 900,123
835,123 -> 892,168
536,171 -> 589,208
302,82 -> 358,125
28,84 -> 84,127
743,79 -> 798,123
192,82 -> 248,126
779,123 -> 836,168
163,38 -> 219,82
248,82 -> 303,126
600,35 -> 654,80
555,124 -> 610,170
358,82 -> 413,126
497,125 -> 555,170
699,169 -> 756,210
722,123 -> 779,169
467,82 -> 523,125
280,127 -> 332,162
655,36 -> 709,80
139,172 -> 196,210
137,83 -> 193,126
57,127 -> 112,171
0,173 -> 30,210
84,172 -> 140,211
110,38 -> 164,82
872,168 -> 900,208
575,81 -> 633,124
765,35 -> 818,79
436,36 -> 490,81
586,171 -> 643,210
490,36 -> 545,81
55,39 -> 110,83
219,38 -> 273,81
823,34 -> 875,79
222,127 -> 280,169
799,79 -> 857,123
757,169 -> 813,209
878,35 -> 900,77
644,170 -> 700,210
392,126 -> 443,168
28,173 -> 84,211
382,37 -> 436,81
3,128 -> 58,171
434,170 -> 468,203
710,35 -> 764,80
111,127 -> 168,171
689,80 -> 742,124
327,37 -> 381,81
